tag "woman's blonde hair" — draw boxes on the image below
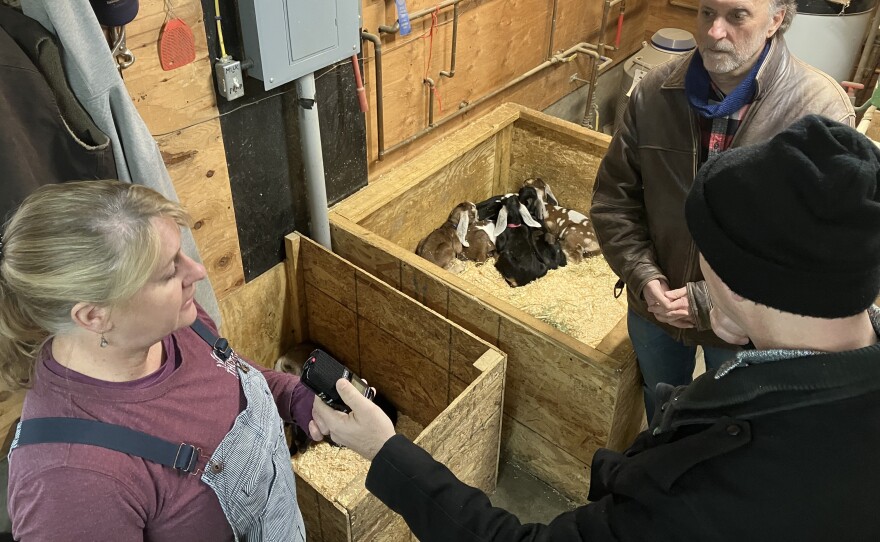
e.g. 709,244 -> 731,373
0,180 -> 190,387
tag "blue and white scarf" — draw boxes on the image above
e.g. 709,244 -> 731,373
686,42 -> 770,119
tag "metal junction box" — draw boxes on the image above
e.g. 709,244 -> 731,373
238,0 -> 361,91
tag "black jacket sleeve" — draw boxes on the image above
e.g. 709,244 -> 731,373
365,435 -> 667,542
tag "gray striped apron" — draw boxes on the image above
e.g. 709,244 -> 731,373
200,359 -> 306,541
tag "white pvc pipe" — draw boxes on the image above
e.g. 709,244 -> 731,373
295,72 -> 332,250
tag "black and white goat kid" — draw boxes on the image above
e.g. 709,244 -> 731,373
493,189 -> 566,287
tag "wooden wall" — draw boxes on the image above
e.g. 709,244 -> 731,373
125,0 -> 245,300
361,0 -> 652,176
646,0 -> 697,40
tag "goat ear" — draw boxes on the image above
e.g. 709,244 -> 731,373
544,183 -> 558,206
456,212 -> 470,247
520,203 -> 542,228
493,207 -> 508,238
536,199 -> 547,220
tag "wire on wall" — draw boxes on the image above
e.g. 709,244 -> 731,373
214,0 -> 227,58
150,57 -> 354,138
421,7 -> 443,114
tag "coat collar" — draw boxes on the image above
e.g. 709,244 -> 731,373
661,35 -> 790,101
653,306 -> 880,433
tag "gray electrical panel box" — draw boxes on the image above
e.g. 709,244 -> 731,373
238,0 -> 362,91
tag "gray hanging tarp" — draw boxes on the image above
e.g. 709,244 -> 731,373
21,0 -> 221,327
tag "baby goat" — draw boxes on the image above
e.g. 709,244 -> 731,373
461,216 -> 497,263
416,202 -> 475,273
523,178 -> 600,264
493,191 -> 562,287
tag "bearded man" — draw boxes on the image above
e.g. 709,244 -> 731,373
590,0 -> 855,421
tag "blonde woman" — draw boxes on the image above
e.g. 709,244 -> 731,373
0,180 -> 321,541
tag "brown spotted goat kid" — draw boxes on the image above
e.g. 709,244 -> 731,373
523,177 -> 600,264
415,202 -> 476,273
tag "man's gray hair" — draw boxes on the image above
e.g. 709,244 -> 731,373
771,0 -> 797,34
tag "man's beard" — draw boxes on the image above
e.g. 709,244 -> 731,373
700,30 -> 769,75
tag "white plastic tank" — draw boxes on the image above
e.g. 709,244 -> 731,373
614,28 -> 696,132
786,0 -> 878,83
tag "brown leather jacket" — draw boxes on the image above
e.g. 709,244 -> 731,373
590,36 -> 855,347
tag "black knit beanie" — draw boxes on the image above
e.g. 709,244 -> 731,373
685,114 -> 880,318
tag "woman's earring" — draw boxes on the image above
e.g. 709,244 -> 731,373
100,333 -> 108,348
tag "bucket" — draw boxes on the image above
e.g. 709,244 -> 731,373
786,0 -> 878,83
614,28 -> 696,132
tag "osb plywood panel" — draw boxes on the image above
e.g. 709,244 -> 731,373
501,414 -> 592,501
358,319 -> 448,429
499,315 -> 619,466
305,284 -> 360,372
125,0 -> 245,302
417,353 -> 504,479
493,125 -> 513,195
361,0 -> 650,175
400,260 -> 450,316
448,285 -> 502,347
302,239 -> 359,313
329,218 -> 403,289
218,262 -> 292,367
606,345 -> 645,452
356,271 -> 452,371
444,410 -> 503,494
361,137 -> 498,251
509,119 -> 611,212
450,322 -> 493,385
319,496 -> 351,542
294,476 -> 325,542
349,502 -> 411,542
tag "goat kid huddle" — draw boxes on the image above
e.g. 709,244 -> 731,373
415,178 -> 600,287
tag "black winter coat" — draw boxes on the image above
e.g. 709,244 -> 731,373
367,340 -> 880,541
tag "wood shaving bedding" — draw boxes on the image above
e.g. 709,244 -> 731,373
458,256 -> 627,347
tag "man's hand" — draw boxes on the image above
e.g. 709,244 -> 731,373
310,379 -> 396,460
644,280 -> 694,328
709,307 -> 749,345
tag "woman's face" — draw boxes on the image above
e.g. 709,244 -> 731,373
109,216 -> 206,349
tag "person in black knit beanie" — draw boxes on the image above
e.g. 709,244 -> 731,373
686,113 -> 880,320
309,114 -> 880,541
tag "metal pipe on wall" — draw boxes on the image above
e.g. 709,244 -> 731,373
424,77 -> 437,126
580,0 -> 624,129
295,72 -> 332,249
361,31 -> 385,161
547,0 -> 560,60
581,51 -> 602,128
379,0 -> 461,34
382,42 -> 607,156
440,2 -> 460,78
598,0 -> 625,58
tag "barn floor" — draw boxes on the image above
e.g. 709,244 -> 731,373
486,351 -> 710,526
490,460 -> 577,524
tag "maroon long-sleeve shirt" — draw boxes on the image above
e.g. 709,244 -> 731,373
8,307 -> 314,541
